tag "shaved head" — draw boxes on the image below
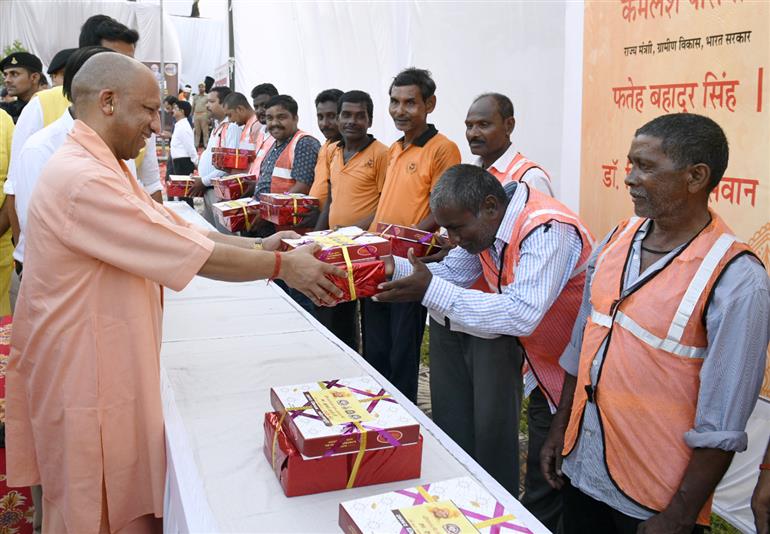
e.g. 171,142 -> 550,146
71,52 -> 161,161
71,52 -> 147,105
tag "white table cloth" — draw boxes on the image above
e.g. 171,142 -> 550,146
160,202 -> 549,533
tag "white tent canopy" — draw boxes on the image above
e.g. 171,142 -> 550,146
0,0 -> 182,83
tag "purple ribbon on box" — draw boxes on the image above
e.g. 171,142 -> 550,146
394,486 -> 533,534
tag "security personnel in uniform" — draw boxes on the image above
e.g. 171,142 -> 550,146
0,52 -> 43,123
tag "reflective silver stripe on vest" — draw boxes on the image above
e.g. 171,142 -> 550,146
272,167 -> 292,179
523,208 -> 595,278
507,157 -> 531,177
594,217 -> 640,274
590,308 -> 706,359
666,233 -> 738,343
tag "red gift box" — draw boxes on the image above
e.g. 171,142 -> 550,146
259,203 -> 314,226
263,411 -> 422,497
166,175 -> 202,197
375,222 -> 443,258
269,376 -> 420,457
282,227 -> 391,264
212,199 -> 260,232
258,192 -> 320,208
212,174 -> 256,200
212,147 -> 255,170
324,259 -> 385,304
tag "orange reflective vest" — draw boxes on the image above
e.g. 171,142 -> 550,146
488,151 -> 552,188
562,212 -> 757,525
270,130 -> 312,194
248,124 -> 275,178
479,185 -> 594,405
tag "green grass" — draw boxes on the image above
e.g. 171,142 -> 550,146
420,327 -> 739,532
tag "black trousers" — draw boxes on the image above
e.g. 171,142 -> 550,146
428,318 -> 522,497
521,388 -> 563,532
171,157 -> 196,207
562,480 -> 707,534
314,300 -> 358,352
361,299 -> 426,402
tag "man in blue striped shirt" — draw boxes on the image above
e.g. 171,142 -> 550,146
375,164 -> 589,516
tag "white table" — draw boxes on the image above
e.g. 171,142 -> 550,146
160,202 -> 549,533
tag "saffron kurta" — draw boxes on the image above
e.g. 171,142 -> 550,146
5,120 -> 215,533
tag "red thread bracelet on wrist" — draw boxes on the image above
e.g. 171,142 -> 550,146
270,251 -> 282,281
761,463 -> 770,471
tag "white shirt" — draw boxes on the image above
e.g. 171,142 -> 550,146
474,142 -> 554,196
198,118 -> 242,186
5,102 -> 162,196
6,97 -> 46,196
170,117 -> 198,164
10,110 -> 161,263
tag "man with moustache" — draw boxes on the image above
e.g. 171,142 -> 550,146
315,90 -> 389,350
188,86 -> 243,229
426,91 -> 562,528
5,52 -> 343,533
0,52 -> 43,123
308,89 -> 343,210
541,113 -> 769,534
363,67 -> 461,402
466,93 -> 553,195
248,82 -> 279,176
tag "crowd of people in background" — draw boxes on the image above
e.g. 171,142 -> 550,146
0,11 -> 768,534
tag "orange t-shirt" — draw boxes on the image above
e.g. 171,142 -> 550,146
370,125 -> 460,231
308,139 -> 338,209
328,136 -> 388,228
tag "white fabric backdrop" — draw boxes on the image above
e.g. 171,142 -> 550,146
232,1 -> 568,198
0,0 -> 182,75
169,14 -> 227,89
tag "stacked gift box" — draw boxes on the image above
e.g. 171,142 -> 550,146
212,198 -> 260,233
281,226 -> 390,303
212,144 -> 255,171
264,376 -> 423,497
166,175 -> 201,197
211,173 -> 257,200
375,222 -> 444,258
339,476 -> 538,533
258,193 -> 319,227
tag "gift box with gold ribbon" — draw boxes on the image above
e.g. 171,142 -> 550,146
212,199 -> 260,232
258,193 -> 319,226
166,175 -> 202,197
263,411 -> 422,497
375,222 -> 443,258
212,146 -> 255,171
339,476 -> 538,534
281,226 -> 391,264
211,173 -> 257,200
269,376 -> 420,458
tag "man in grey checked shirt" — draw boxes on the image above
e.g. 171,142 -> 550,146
540,113 -> 769,534
375,164 -> 590,518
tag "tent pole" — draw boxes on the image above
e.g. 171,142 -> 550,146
228,0 -> 235,90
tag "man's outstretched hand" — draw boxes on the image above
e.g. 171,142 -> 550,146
373,248 -> 432,303
280,243 -> 345,306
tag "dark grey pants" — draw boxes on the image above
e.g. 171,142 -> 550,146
521,387 -> 563,532
428,318 -> 522,496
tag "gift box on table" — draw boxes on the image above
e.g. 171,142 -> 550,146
339,476 -> 538,534
166,175 -> 201,197
211,173 -> 256,200
263,411 -> 422,497
269,376 -> 420,458
375,222 -> 443,258
212,199 -> 260,232
212,146 -> 255,171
